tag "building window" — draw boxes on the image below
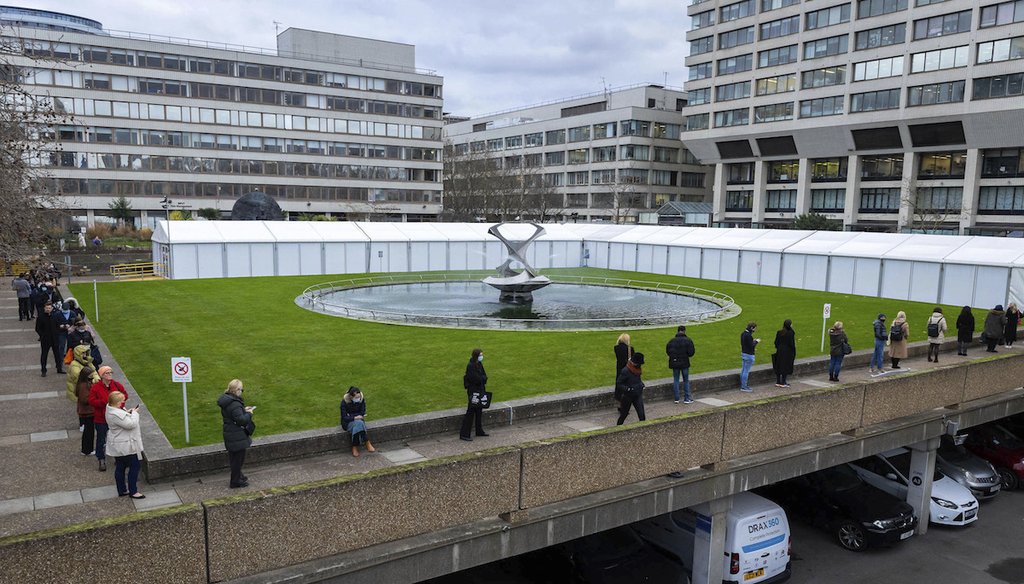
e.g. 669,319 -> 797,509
525,132 -> 543,147
859,188 -> 901,212
692,10 -> 715,29
981,148 -> 1024,177
487,138 -> 503,152
853,56 -> 904,81
756,73 -> 797,95
505,135 -> 522,149
726,190 -> 754,211
802,66 -> 847,89
766,189 -> 797,211
651,170 -> 676,186
910,46 -> 969,73
620,145 -> 650,161
689,87 -> 712,105
916,0 -> 950,5
850,88 -> 901,112
812,158 -> 849,181
915,187 -> 963,212
857,0 -> 908,19
719,27 -> 756,49
754,102 -> 794,123
568,126 -> 590,142
913,10 -> 973,39
568,148 -> 589,164
592,146 -> 616,162
855,24 -> 906,50
686,113 -> 710,131
908,80 -> 965,106
652,122 -> 680,139
762,0 -> 799,10
973,73 -> 1024,99
691,36 -> 714,56
767,160 -> 799,183
861,154 -> 904,179
567,171 -> 589,186
807,4 -> 852,30
546,129 -> 565,145
804,35 -> 849,60
544,151 -> 565,166
592,169 -> 616,184
566,193 -> 588,208
715,108 -> 750,127
720,0 -> 756,22
689,62 -> 713,81
812,188 -> 846,211
799,96 -> 844,118
619,169 -> 649,184
980,0 -> 1024,28
727,162 -> 755,184
620,120 -> 651,137
918,151 -> 967,178
978,186 -> 1024,213
593,122 -> 617,139
654,146 -> 679,163
761,15 -> 801,40
718,54 -> 754,75
681,172 -> 707,188
759,45 -> 799,68
716,81 -> 752,101
977,36 -> 1024,64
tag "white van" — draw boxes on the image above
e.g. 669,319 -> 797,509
633,491 -> 791,584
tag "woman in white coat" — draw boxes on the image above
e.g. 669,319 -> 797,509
105,391 -> 145,499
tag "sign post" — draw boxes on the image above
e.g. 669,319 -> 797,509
821,303 -> 832,352
171,357 -> 193,443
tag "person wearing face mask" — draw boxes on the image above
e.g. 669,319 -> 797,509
459,348 -> 489,441
88,366 -> 126,472
66,318 -> 94,350
739,321 -> 760,392
340,386 -> 376,457
218,379 -> 255,488
34,300 -> 63,377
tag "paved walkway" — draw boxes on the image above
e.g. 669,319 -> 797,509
0,291 -> 1013,539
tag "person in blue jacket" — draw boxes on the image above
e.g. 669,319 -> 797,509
340,386 -> 375,457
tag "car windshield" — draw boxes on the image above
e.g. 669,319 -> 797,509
994,426 -> 1024,449
819,465 -> 863,492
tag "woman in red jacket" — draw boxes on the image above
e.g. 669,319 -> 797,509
88,366 -> 127,472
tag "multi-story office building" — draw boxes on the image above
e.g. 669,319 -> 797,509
682,0 -> 1024,235
444,85 -> 713,223
1,6 -> 444,226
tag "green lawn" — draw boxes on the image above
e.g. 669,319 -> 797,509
69,269 -> 975,447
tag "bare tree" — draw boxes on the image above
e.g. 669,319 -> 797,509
900,181 -> 966,234
0,32 -> 70,261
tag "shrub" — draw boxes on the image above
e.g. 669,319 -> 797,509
86,224 -> 113,240
138,228 -> 153,241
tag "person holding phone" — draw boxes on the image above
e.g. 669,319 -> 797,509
105,391 -> 145,499
88,366 -> 127,472
218,379 -> 255,488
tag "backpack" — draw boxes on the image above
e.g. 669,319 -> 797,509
889,323 -> 904,342
927,317 -> 942,338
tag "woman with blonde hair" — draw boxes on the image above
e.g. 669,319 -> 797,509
888,311 -> 910,369
613,333 -> 633,387
217,379 -> 255,488
105,390 -> 144,498
828,321 -> 850,382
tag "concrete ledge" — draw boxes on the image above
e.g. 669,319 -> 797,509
0,505 -> 206,584
861,365 -> 969,426
962,352 -> 1024,401
204,447 -> 522,582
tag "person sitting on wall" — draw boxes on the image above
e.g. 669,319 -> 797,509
340,386 -> 375,457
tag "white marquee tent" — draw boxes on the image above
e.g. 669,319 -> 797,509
151,221 -> 1024,308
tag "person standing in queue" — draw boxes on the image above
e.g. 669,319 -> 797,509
828,321 -> 850,382
870,313 -> 888,374
616,352 -> 646,425
35,300 -> 63,377
983,305 -> 1006,353
888,311 -> 910,368
773,319 -> 796,388
955,306 -> 974,356
613,333 -> 633,388
88,365 -> 126,472
218,379 -> 255,488
739,322 -> 760,392
665,326 -> 696,404
460,348 -> 489,442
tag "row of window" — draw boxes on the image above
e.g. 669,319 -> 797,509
724,186 -> 1024,214
22,68 -> 441,119
543,170 -> 701,188
459,121 -> 681,153
48,179 -> 441,203
460,145 -> 688,167
20,40 -> 442,97
46,97 -> 442,140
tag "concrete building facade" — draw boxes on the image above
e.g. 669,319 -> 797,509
0,6 -> 444,226
444,85 -> 713,223
682,0 -> 1024,235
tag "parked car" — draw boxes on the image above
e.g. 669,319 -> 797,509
961,423 -> 1024,490
937,434 -> 1001,501
532,525 -> 690,584
757,464 -> 917,552
850,448 -> 979,526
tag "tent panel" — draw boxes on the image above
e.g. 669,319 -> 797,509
908,262 -> 940,304
804,255 -> 829,291
277,243 -> 301,276
759,252 -> 782,286
853,258 -> 882,297
225,244 -> 251,278
299,243 -> 321,275
721,250 -> 740,282
347,243 -> 368,274
780,254 -> 805,289
324,243 -> 348,274
1010,268 -> 1024,308
666,247 -> 686,276
738,251 -> 760,284
702,249 -> 723,280
195,244 -> 223,279
636,245 -> 655,274
940,264 -> 975,306
250,244 -> 275,276
172,244 -> 199,280
976,266 -> 1010,309
683,247 -> 702,278
828,257 -> 855,294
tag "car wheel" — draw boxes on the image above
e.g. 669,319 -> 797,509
835,520 -> 867,552
996,467 -> 1019,490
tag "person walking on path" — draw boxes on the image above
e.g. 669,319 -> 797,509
218,379 -> 255,488
616,352 -> 646,425
35,300 -> 63,377
105,391 -> 145,499
88,366 -> 127,472
926,307 -> 948,362
1004,303 -> 1020,348
983,305 -> 1006,353
666,326 -> 696,404
613,333 -> 633,387
955,306 -> 975,356
888,311 -> 910,369
460,348 -> 489,441
870,313 -> 888,374
773,319 -> 796,388
75,367 -> 96,456
340,386 -> 376,457
11,273 -> 31,321
739,322 -> 760,392
828,321 -> 850,382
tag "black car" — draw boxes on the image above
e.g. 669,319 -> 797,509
757,464 -> 917,552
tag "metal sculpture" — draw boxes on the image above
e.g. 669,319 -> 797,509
482,222 -> 552,303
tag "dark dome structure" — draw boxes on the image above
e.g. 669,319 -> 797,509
231,192 -> 283,220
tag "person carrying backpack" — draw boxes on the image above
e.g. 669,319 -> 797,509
887,311 -> 909,369
926,307 -> 947,363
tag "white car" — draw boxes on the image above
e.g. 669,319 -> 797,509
850,448 -> 979,527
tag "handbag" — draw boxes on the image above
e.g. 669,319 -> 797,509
469,390 -> 492,409
841,341 -> 853,355
243,419 -> 256,436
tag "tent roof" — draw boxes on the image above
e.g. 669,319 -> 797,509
431,223 -> 490,241
263,221 -> 326,243
354,222 -> 410,241
151,220 -> 228,244
385,222 -> 448,241
608,225 -> 680,243
564,224 -> 636,241
740,229 -> 815,252
881,234 -> 972,262
829,232 -> 913,258
782,231 -> 861,256
214,221 -> 275,242
697,228 -> 773,250
662,227 -> 733,247
308,222 -> 370,242
636,226 -> 698,244
942,236 -> 1024,267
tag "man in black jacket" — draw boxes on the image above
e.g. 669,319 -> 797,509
666,325 -> 696,404
615,352 -> 646,425
35,301 -> 64,377
740,322 -> 760,392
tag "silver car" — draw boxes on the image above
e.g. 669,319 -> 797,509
938,435 -> 1001,501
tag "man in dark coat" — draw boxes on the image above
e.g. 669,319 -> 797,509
34,300 -> 63,377
666,326 -> 696,404
983,305 -> 1006,353
615,352 -> 646,425
739,322 -> 760,392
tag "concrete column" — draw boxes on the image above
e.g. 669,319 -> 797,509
959,149 -> 982,235
844,154 -> 861,229
794,157 -> 812,217
691,495 -> 732,584
897,153 -> 918,231
712,163 -> 727,224
751,161 -> 767,225
86,209 -> 95,227
907,437 -> 940,536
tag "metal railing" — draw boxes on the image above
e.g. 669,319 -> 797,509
299,273 -> 736,331
110,261 -> 157,280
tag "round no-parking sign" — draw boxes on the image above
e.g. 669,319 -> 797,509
172,357 -> 193,383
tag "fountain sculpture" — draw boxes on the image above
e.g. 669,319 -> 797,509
482,223 -> 552,303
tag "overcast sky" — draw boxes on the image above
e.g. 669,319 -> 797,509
15,0 -> 688,117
